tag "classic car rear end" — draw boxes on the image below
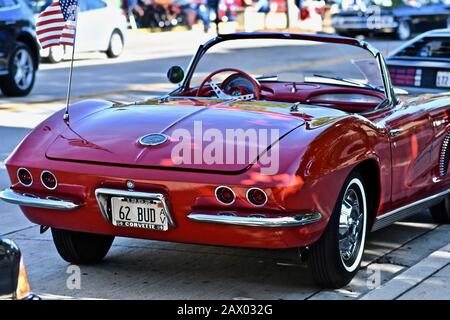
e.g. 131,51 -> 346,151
387,29 -> 450,92
3,32 -> 450,290
2,98 -> 341,250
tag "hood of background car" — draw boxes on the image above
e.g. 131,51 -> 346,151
45,101 -> 305,173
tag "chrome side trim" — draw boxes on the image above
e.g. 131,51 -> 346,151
187,212 -> 321,228
0,188 -> 81,211
372,188 -> 450,231
95,188 -> 175,227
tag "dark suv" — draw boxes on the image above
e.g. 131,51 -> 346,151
0,0 -> 39,97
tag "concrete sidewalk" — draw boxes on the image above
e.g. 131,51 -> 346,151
361,242 -> 450,300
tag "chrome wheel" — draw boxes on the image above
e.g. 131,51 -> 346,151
13,49 -> 33,90
338,178 -> 367,272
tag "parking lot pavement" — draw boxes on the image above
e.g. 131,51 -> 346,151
399,264 -> 450,300
361,243 -> 450,300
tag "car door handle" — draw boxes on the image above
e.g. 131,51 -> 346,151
390,129 -> 404,137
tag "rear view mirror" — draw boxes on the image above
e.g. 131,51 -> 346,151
167,66 -> 185,84
0,238 -> 37,300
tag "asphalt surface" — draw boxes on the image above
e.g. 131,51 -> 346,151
1,30 -> 449,299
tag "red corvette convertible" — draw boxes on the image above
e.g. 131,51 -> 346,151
1,33 -> 450,288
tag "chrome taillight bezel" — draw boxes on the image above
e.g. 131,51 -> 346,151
215,186 -> 236,206
246,187 -> 268,207
17,168 -> 33,187
40,171 -> 58,190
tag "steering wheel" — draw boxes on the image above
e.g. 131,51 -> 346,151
196,68 -> 261,100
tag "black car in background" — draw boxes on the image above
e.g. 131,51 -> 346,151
0,0 -> 39,97
332,0 -> 450,40
387,28 -> 450,92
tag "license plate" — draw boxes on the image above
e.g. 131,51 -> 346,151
436,71 -> 450,88
111,197 -> 168,231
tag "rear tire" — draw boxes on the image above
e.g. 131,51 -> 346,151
106,31 -> 124,58
51,228 -> 114,264
308,171 -> 368,288
430,196 -> 450,223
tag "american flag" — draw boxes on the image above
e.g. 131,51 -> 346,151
36,0 -> 79,49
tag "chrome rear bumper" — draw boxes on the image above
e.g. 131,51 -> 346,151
0,187 -> 322,228
188,212 -> 321,228
0,188 -> 81,211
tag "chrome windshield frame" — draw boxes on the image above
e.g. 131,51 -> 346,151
171,32 -> 395,110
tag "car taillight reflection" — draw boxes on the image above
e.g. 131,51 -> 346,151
389,67 -> 422,87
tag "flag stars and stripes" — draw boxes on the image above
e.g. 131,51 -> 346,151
36,0 -> 79,49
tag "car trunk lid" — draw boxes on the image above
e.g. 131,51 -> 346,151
46,102 -> 304,173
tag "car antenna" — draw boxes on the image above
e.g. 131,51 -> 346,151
35,0 -> 80,124
63,3 -> 80,124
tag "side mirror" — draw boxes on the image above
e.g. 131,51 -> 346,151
0,238 -> 36,300
167,66 -> 185,84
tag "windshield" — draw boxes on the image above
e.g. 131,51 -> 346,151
188,38 -> 385,94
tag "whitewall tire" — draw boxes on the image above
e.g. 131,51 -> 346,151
308,171 -> 368,288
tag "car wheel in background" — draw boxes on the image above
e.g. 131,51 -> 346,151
0,42 -> 36,97
308,172 -> 368,288
429,195 -> 450,223
46,46 -> 65,64
51,228 -> 115,264
396,20 -> 411,40
106,30 -> 124,59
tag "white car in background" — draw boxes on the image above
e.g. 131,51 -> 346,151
30,0 -> 127,63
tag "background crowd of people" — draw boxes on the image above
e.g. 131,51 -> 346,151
119,0 -> 303,31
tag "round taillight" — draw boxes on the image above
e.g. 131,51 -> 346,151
215,186 -> 236,205
246,188 -> 268,207
41,171 -> 57,190
17,168 -> 33,187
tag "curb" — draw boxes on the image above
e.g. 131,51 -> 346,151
360,243 -> 450,300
